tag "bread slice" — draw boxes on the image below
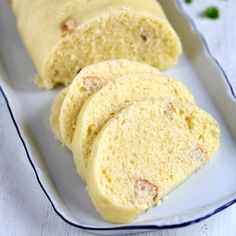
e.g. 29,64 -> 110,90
56,59 -> 159,149
49,87 -> 68,143
72,73 -> 195,181
87,97 -> 220,223
12,0 -> 181,88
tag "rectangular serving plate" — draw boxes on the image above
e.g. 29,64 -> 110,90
0,0 -> 236,234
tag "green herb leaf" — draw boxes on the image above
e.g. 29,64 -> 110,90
185,0 -> 192,4
202,6 -> 220,19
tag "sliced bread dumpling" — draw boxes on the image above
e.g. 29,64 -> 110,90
56,59 -> 159,149
72,73 -> 195,181
87,97 -> 220,223
50,87 -> 68,143
11,0 -> 181,88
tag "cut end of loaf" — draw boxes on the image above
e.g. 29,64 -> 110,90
42,10 -> 181,88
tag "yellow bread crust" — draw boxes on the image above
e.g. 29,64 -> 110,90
72,73 -> 195,181
58,59 -> 159,149
12,0 -> 181,88
87,97 -> 220,223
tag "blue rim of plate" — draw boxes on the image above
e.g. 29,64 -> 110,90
0,0 -> 236,231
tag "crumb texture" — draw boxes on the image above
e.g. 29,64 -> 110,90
54,59 -> 159,149
87,97 -> 220,223
12,0 -> 181,88
72,73 -> 195,181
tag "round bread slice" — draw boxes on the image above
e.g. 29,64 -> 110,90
12,0 -> 181,89
72,73 -> 195,181
59,59 -> 159,149
49,87 -> 68,143
87,97 -> 220,223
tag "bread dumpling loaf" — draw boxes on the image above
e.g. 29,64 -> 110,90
87,97 -> 220,223
50,59 -> 159,149
11,0 -> 181,89
72,73 -> 195,181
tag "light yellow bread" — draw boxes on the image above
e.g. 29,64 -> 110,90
72,73 -> 195,181
12,0 -> 181,89
57,59 -> 159,149
50,87 -> 68,143
87,97 -> 220,223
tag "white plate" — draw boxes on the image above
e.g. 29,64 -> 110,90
0,0 -> 236,234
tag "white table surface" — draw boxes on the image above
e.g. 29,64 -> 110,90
0,1 -> 236,235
